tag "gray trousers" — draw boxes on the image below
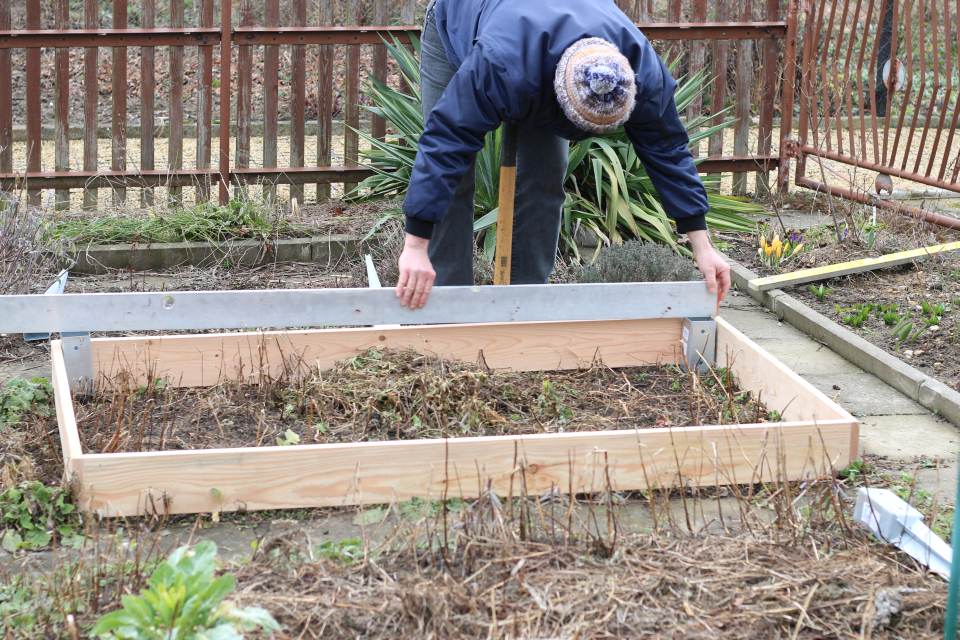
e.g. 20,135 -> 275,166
420,7 -> 569,285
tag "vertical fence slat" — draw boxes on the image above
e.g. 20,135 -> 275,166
169,0 -> 184,204
54,0 -> 70,210
235,1 -> 252,175
686,0 -> 708,157
263,0 -> 279,204
218,0 -> 232,203
111,0 -> 128,206
290,0 -> 307,204
0,0 -> 9,175
666,0 -> 682,60
316,0 -> 336,201
733,0 -> 755,195
708,0 -> 730,183
26,1 -> 41,205
196,0 -> 214,202
401,0 -> 416,23
140,0 -> 155,207
344,0 -> 362,196
371,0 -> 388,141
756,0 -> 781,195
82,0 -> 98,209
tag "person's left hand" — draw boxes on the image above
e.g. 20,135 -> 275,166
687,230 -> 731,304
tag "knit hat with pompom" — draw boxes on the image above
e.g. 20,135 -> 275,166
554,38 -> 636,134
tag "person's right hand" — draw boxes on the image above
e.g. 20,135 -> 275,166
396,234 -> 436,309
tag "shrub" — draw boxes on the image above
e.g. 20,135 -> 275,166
576,241 -> 700,283
0,481 -> 81,552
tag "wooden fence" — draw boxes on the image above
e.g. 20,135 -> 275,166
0,0 -> 792,210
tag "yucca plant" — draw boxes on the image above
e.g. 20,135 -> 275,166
351,36 -> 761,260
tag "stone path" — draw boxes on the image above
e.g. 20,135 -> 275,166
721,286 -> 959,501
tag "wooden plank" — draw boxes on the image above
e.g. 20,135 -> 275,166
54,0 -> 70,210
732,0 -> 754,195
217,0 -> 232,203
234,0 -> 253,187
169,0 -> 185,204
111,0 -> 128,206
370,0 -> 388,141
91,319 -> 686,388
82,0 -> 98,209
140,0 -> 156,207
25,0 -> 41,206
74,418 -> 854,516
343,0 -> 361,195
316,0 -> 336,201
0,0 -> 10,174
196,0 -> 215,202
51,341 -> 83,476
716,317 -> 854,426
262,0 -> 280,204
400,0 -> 416,23
749,241 -> 960,292
290,0 -> 307,204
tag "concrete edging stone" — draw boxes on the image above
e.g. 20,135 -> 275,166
727,258 -> 960,426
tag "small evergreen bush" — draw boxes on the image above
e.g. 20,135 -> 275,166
577,241 -> 700,283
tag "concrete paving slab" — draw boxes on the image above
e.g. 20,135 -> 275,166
858,414 -> 960,460
719,306 -> 808,342
753,336 -> 862,376
803,372 -> 930,416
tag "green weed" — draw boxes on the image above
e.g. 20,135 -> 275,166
808,283 -> 832,301
275,429 -> 301,446
93,540 -> 278,639
881,310 -> 901,326
839,459 -> 873,482
315,538 -> 365,564
0,481 -> 81,552
0,377 -> 53,427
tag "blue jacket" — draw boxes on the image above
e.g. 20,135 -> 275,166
403,0 -> 708,239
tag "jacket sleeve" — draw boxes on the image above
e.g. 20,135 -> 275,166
624,58 -> 708,234
403,42 -> 525,239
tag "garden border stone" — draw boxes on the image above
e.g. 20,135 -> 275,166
67,234 -> 363,274
727,259 -> 960,426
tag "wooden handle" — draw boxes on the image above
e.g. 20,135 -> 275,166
493,124 -> 519,285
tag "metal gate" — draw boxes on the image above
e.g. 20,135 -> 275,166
787,0 -> 960,227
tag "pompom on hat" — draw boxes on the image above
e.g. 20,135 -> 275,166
554,38 -> 636,134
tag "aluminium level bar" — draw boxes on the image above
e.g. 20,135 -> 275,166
0,283 -> 715,334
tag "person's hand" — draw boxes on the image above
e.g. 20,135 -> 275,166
396,234 -> 436,309
687,230 -> 731,304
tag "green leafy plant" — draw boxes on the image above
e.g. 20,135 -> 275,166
0,481 -> 81,552
0,377 -> 53,426
920,301 -> 946,326
881,310 -> 901,326
275,428 -> 301,446
839,458 -> 872,482
808,283 -> 832,302
316,538 -> 365,564
92,540 -> 278,639
50,199 -> 299,245
351,36 -> 760,261
841,303 -> 874,328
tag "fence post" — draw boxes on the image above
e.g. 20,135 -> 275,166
316,0 -> 336,202
196,0 -> 215,202
26,1 -> 41,206
778,0 -> 800,193
687,0 -> 708,158
218,0 -> 233,203
169,0 -> 185,205
756,0 -> 781,196
263,0 -> 279,205
290,0 -> 307,205
344,0 -> 362,197
732,0 -> 755,196
111,0 -> 128,207
0,0 -> 10,178
82,0 -> 98,210
371,0 -> 389,142
55,0 -> 70,210
235,1 -> 252,196
708,0 -> 730,186
141,0 -> 156,207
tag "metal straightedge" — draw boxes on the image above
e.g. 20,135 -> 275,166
0,282 -> 718,391
0,282 -> 716,333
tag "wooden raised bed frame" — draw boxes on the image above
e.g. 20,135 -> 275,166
51,317 -> 859,517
